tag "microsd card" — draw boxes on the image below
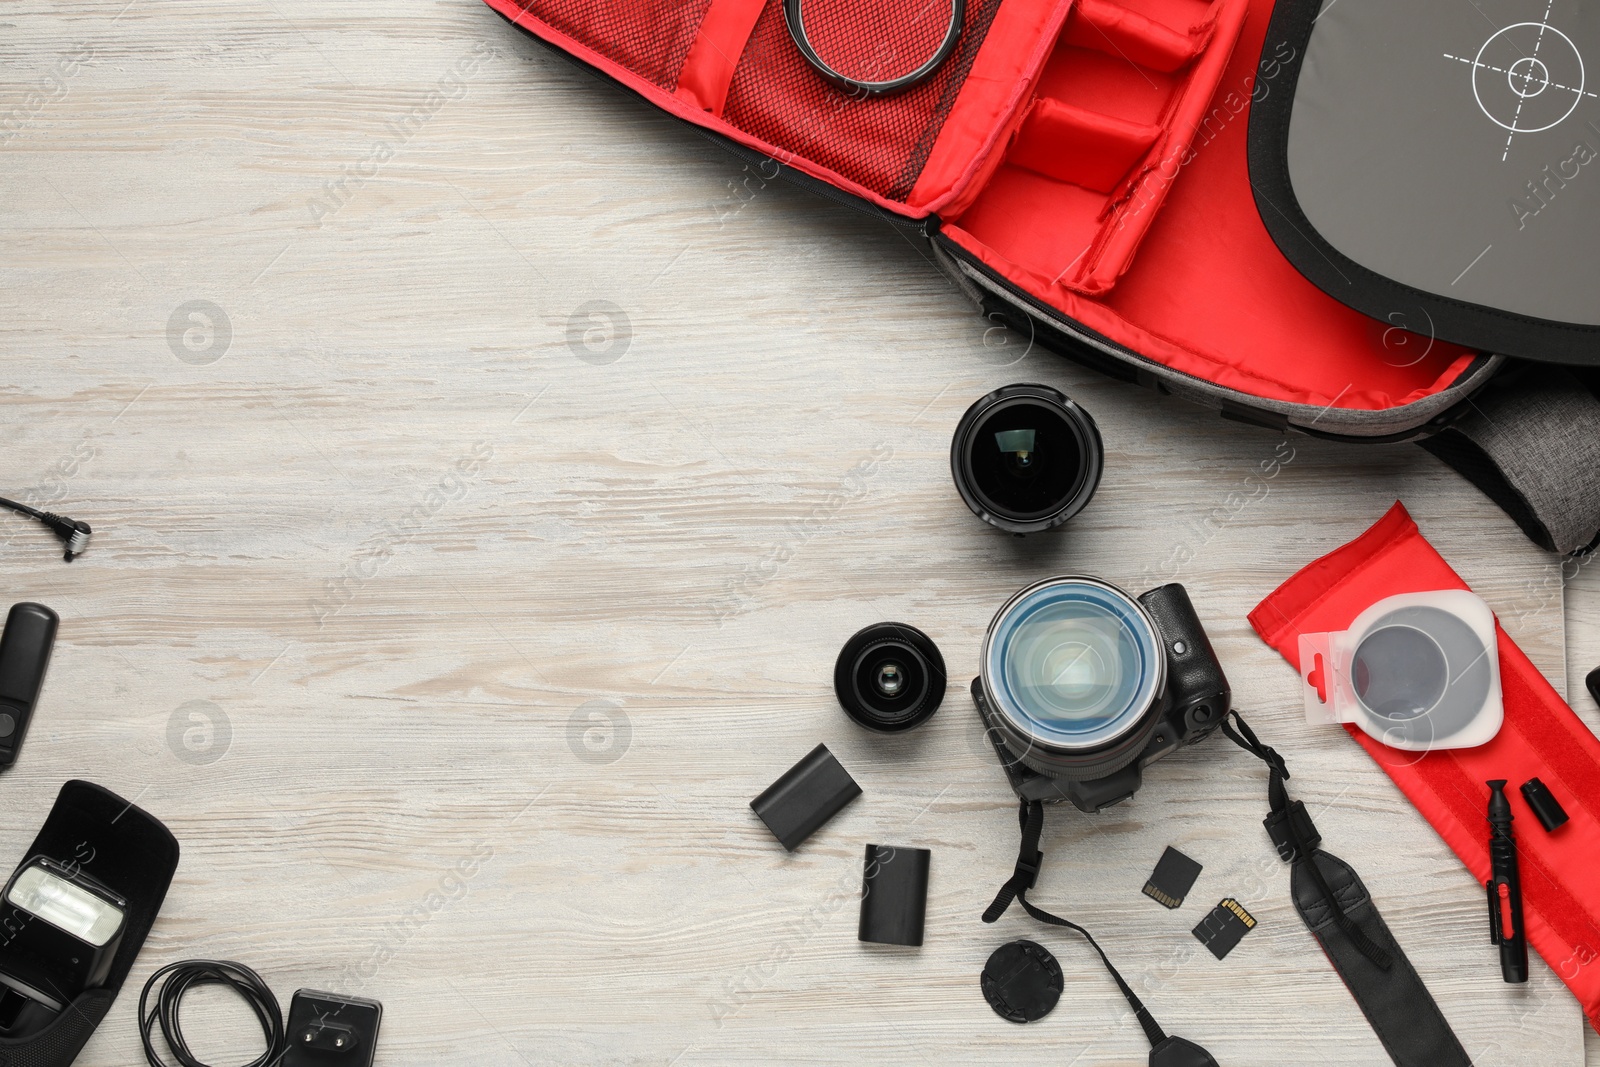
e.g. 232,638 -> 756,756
1193,898 -> 1256,960
1142,846 -> 1202,910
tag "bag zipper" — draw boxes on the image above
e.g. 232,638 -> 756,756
934,232 -> 1494,444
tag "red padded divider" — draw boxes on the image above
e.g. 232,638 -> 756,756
676,0 -> 768,113
942,0 -> 1482,411
1068,0 -> 1204,71
1010,97 -> 1161,193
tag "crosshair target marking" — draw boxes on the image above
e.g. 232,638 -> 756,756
1507,56 -> 1551,97
1444,15 -> 1597,160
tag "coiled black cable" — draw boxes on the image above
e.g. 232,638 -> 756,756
139,960 -> 287,1067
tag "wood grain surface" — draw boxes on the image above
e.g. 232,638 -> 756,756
1567,561 -> 1600,1067
0,1 -> 1592,1064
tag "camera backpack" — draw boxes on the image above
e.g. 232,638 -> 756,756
483,0 -> 1600,554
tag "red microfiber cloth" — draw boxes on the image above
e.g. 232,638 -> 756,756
1249,502 -> 1600,1033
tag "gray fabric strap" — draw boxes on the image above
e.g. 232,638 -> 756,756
1420,368 -> 1600,554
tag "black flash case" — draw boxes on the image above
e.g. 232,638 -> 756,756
0,781 -> 180,1065
0,602 -> 59,769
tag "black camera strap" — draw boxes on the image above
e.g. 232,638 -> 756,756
1219,711 -> 1390,967
1220,711 -> 1471,1067
984,801 -> 1220,1067
983,712 -> 1474,1066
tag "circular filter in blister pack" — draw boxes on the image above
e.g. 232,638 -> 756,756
1299,590 -> 1502,751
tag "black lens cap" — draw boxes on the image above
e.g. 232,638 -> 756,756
981,939 -> 1063,1023
834,623 -> 945,732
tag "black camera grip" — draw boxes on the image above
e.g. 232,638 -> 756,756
1136,584 -> 1230,730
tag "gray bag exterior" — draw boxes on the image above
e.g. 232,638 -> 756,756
1420,368 -> 1600,554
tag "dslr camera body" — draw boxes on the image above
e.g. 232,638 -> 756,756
973,577 -> 1230,813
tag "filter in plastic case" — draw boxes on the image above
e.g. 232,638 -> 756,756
1298,590 -> 1501,751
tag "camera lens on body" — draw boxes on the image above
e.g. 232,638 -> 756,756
835,623 -> 946,732
980,577 -> 1166,781
951,384 -> 1103,534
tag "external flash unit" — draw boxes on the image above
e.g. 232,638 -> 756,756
0,780 -> 179,1064
0,857 -> 127,1021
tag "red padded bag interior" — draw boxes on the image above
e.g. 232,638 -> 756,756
486,0 -> 1483,414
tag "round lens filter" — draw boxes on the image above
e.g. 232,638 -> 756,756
784,0 -> 965,97
1300,589 -> 1503,750
1351,605 -> 1493,744
984,578 -> 1164,751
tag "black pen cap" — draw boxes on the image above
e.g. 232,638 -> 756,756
1521,777 -> 1570,833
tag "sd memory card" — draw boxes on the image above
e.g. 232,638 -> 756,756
1142,846 -> 1202,909
1193,898 -> 1257,960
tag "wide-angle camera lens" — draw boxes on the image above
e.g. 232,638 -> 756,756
951,384 -> 1103,534
981,577 -> 1165,780
834,622 -> 946,732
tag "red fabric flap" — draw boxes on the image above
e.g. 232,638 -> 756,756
675,0 -> 767,115
1010,97 -> 1161,192
1250,502 -> 1600,1033
1069,0 -> 1203,72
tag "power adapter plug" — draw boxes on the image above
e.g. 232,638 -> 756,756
282,989 -> 383,1067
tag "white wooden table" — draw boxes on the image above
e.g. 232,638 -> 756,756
2,1 -> 1595,1063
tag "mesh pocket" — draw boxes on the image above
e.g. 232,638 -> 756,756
723,0 -> 1004,201
0,989 -> 113,1067
518,0 -> 714,89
